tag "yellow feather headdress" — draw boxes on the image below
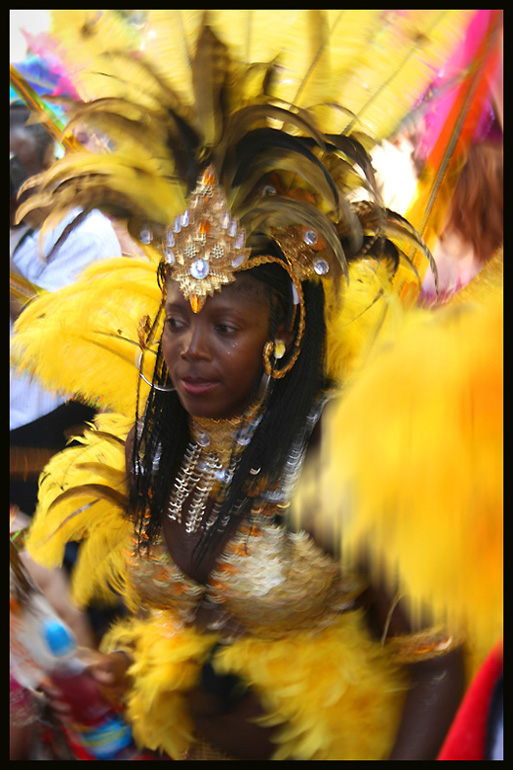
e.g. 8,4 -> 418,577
12,10 -> 475,414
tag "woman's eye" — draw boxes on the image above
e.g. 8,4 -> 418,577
216,323 -> 237,335
165,317 -> 185,331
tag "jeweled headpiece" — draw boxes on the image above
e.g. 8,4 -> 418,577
140,164 -> 343,318
153,166 -> 251,313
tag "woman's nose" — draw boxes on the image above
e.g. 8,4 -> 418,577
181,324 -> 210,360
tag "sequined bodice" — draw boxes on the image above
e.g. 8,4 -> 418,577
125,506 -> 364,640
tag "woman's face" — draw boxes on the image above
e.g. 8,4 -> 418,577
162,274 -> 283,420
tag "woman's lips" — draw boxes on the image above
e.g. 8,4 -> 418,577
179,377 -> 219,396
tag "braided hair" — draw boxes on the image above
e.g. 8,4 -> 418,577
128,241 -> 330,563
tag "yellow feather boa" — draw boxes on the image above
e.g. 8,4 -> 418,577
102,609 -> 406,760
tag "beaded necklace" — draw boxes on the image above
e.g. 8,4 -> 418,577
166,404 -> 262,535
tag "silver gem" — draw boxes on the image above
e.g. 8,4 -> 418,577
221,212 -> 231,229
196,431 -> 210,448
313,258 -> 330,275
190,259 -> 210,279
164,248 -> 175,265
173,215 -> 181,233
234,232 -> 245,249
303,229 -> 318,246
228,221 -> 238,237
181,209 -> 190,227
166,230 -> 175,247
140,226 -> 153,244
231,255 -> 246,268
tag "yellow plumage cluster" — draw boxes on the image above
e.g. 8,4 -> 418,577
26,413 -> 133,607
102,607 -> 406,760
11,257 -> 163,416
47,10 -> 470,140
300,271 -> 503,660
215,614 -> 406,760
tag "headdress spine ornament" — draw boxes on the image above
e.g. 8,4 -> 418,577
145,165 -> 251,313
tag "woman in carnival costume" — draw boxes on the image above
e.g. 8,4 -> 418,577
11,10 -> 490,760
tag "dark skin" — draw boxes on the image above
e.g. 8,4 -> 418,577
46,274 -> 465,759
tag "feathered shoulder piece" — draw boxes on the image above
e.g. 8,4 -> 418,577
11,256 -> 162,416
297,269 -> 503,658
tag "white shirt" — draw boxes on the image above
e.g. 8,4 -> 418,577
10,208 -> 121,431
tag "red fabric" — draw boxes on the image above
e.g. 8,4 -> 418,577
438,641 -> 503,760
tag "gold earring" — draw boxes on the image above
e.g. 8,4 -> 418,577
263,340 -> 286,376
274,340 -> 286,359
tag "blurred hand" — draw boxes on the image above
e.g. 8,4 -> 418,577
40,650 -> 132,721
88,650 -> 132,704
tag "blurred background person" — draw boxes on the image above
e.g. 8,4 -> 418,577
10,101 -> 122,518
420,133 -> 503,301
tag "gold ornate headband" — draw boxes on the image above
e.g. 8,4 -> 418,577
139,165 -> 339,314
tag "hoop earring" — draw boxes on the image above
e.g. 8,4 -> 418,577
137,352 -> 175,392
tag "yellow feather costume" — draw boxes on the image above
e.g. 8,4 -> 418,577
298,258 -> 503,667
26,411 -> 408,759
11,10 -> 492,760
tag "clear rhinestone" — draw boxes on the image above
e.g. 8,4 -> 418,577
173,215 -> 181,233
190,259 -> 210,279
231,255 -> 246,268
303,229 -> 318,246
228,221 -> 238,237
164,248 -> 175,265
166,230 -> 175,247
313,258 -> 330,275
196,431 -> 210,448
234,232 -> 245,249
140,227 -> 153,244
181,209 -> 190,227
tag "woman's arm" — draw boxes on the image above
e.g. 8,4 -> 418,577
358,572 -> 465,760
388,647 -> 465,760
